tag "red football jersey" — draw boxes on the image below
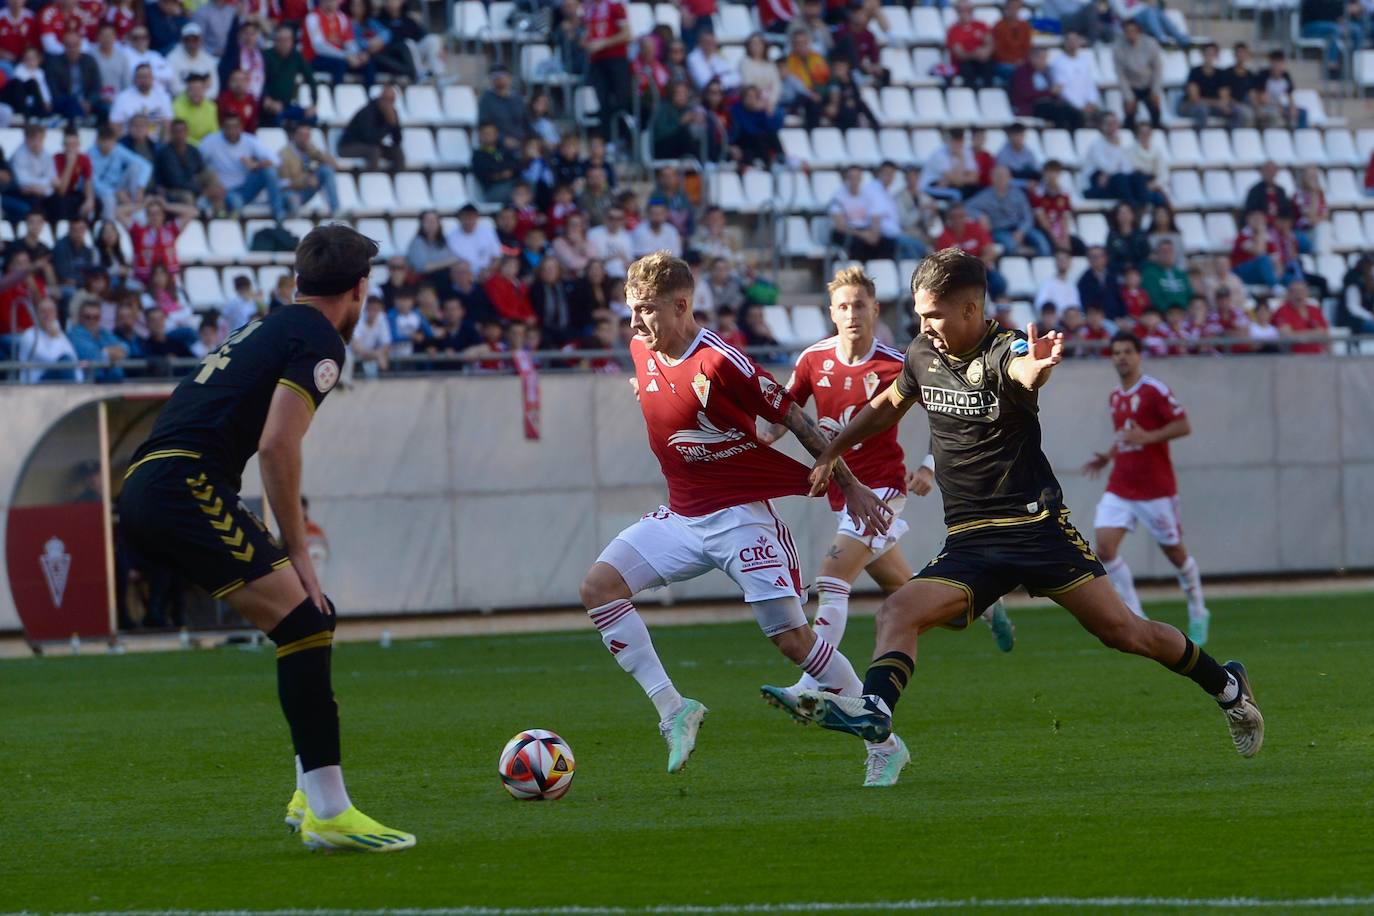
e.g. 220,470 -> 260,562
1107,375 -> 1184,500
130,220 -> 181,280
787,337 -> 907,511
584,1 -> 629,62
632,329 -> 810,517
104,3 -> 136,38
0,8 -> 35,60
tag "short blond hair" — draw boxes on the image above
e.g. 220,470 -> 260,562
626,250 -> 694,301
827,265 -> 876,300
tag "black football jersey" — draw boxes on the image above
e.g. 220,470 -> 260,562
893,322 -> 1064,530
132,305 -> 346,486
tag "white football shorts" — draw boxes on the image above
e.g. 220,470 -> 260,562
1093,491 -> 1183,547
834,487 -> 910,554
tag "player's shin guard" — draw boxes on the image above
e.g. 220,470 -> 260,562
269,598 -> 344,806
1176,556 -> 1206,620
588,599 -> 681,719
1104,557 -> 1147,619
862,651 -> 914,715
1167,633 -> 1231,697
799,635 -> 862,695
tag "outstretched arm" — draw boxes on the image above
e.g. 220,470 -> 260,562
1119,416 -> 1191,446
1008,322 -> 1064,391
780,402 -> 893,535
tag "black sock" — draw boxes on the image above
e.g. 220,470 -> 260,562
268,597 -> 340,771
1167,634 -> 1229,697
861,651 -> 914,714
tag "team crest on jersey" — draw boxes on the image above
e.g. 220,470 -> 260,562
314,359 -> 339,393
645,378 -> 659,392
1131,393 -> 1141,412
758,376 -> 784,409
966,357 -> 984,387
821,358 -> 835,372
691,372 -> 710,407
863,371 -> 880,398
646,358 -> 659,375
817,376 -> 831,388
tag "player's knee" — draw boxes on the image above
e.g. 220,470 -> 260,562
579,563 -> 629,610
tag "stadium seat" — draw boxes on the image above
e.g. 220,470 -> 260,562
332,84 -> 368,127
1203,212 -> 1237,252
256,127 -> 287,156
811,170 -> 842,208
778,128 -> 813,162
761,305 -> 797,344
911,128 -> 943,162
442,85 -> 478,127
451,0 -> 487,40
790,305 -> 830,341
775,170 -> 820,212
1169,170 -> 1204,209
0,127 -> 21,157
436,128 -> 472,168
205,220 -> 248,266
1094,46 -> 1117,88
628,2 -> 653,37
185,266 -> 225,308
1041,129 -> 1078,168
404,86 -> 445,126
883,5 -> 916,45
911,48 -> 942,86
1072,128 -> 1102,165
867,259 -> 900,302
1294,89 -> 1336,127
1161,51 -> 1189,88
258,264 -> 289,295
782,216 -> 824,258
1293,128 -> 1329,167
358,173 -> 399,216
520,44 -> 553,84
1262,128 -> 1297,167
401,128 -> 438,168
1361,212 -> 1374,248
174,220 -> 210,263
1229,128 -> 1264,168
1176,211 -> 1209,253
1317,254 -> 1348,291
1077,212 -> 1109,247
220,265 -> 255,301
356,218 -> 396,258
1029,255 -> 1055,287
911,88 -> 948,127
881,48 -> 915,86
811,128 -> 849,168
977,88 -> 1013,125
846,128 -> 882,167
431,172 -> 472,210
1202,170 -> 1238,209
878,128 -> 916,165
654,3 -> 681,32
1331,211 -> 1367,252
711,171 -> 746,212
335,172 -> 363,214
945,88 -> 980,125
742,170 -> 775,212
1198,129 -> 1236,169
1166,129 -> 1201,168
391,217 -> 418,250
394,172 -> 435,214
880,87 -> 916,127
242,220 -> 283,264
714,4 -> 754,43
912,7 -> 944,44
300,83 -> 334,124
1326,169 -> 1362,209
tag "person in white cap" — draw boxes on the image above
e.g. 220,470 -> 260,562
166,21 -> 220,97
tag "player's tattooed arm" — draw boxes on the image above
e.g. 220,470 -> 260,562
783,403 -> 893,535
758,421 -> 788,445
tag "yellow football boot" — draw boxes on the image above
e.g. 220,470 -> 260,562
299,805 -> 416,852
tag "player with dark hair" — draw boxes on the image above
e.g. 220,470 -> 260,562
118,224 -> 415,851
1083,332 -> 1211,644
775,247 -> 1264,759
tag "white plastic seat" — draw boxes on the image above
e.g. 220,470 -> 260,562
404,85 -> 445,126
911,128 -> 943,162
811,170 -> 843,208
810,128 -> 848,168
390,217 -> 418,252
911,87 -> 948,127
394,172 -> 434,214
653,3 -> 680,32
520,44 -> 553,84
879,87 -> 916,127
1041,129 -> 1078,168
452,0 -> 487,39
258,265 -> 289,296
627,2 -> 653,37
945,88 -> 980,125
1177,212 -> 1209,253
881,47 -> 915,86
483,1 -> 514,41
882,6 -> 916,45
782,216 -> 824,258
355,218 -> 396,258
441,85 -> 478,127
1294,89 -> 1333,127
1166,129 -> 1200,168
435,128 -> 472,168
1077,212 -> 1109,247
256,127 -> 287,156
713,4 -> 754,43
790,305 -> 829,341
711,171 -> 746,212
1332,211 -> 1367,252
878,128 -> 916,165
912,7 -> 944,44
1198,129 -> 1236,169
1170,170 -> 1205,210
357,173 -> 399,216
430,172 -> 472,210
174,220 -> 210,263
1228,127 -> 1264,168
761,305 -> 797,345
400,128 -> 438,168
1327,169 -> 1361,209
846,128 -> 881,167
1000,257 -> 1035,300
911,48 -> 941,85
775,170 -> 820,212
184,267 -> 223,308
1317,254 -> 1348,291
1203,212 -> 1238,252
1202,170 -> 1238,209
866,259 -> 900,302
1293,128 -> 1329,167
332,84 -> 368,126
220,265 -> 256,301
778,128 -> 813,162
205,219 -> 248,265
335,171 -> 362,214
742,171 -> 775,212
1073,128 -> 1102,166
1262,128 -> 1297,167
1029,255 -> 1055,287
1161,50 -> 1189,89
977,88 -> 1013,124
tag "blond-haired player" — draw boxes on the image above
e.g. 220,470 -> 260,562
577,252 -> 911,786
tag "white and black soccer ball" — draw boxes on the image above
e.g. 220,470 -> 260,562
498,729 -> 576,800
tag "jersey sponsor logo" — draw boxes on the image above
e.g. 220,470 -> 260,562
816,376 -> 832,388
666,412 -> 758,463
39,536 -> 71,608
691,372 -> 710,407
863,370 -> 880,398
313,358 -> 339,394
921,385 -> 998,416
966,357 -> 984,387
644,378 -> 659,392
758,375 -> 784,409
739,536 -> 783,573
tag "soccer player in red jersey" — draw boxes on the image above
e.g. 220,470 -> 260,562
578,252 -> 905,784
1083,332 -> 1211,644
759,267 -> 1015,701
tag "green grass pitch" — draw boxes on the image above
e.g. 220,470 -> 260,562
2,592 -> 1372,914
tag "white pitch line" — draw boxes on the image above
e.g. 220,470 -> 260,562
24,898 -> 1374,915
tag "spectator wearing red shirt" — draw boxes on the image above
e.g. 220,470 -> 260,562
935,203 -> 993,254
104,0 -> 136,38
714,304 -> 748,348
0,0 -> 35,66
217,69 -> 260,133
584,0 -> 632,141
0,249 -> 45,336
484,255 -> 535,323
38,0 -> 96,55
1230,209 -> 1282,288
759,0 -> 798,34
126,197 -> 195,284
832,6 -> 887,86
970,128 -> 996,187
52,127 -> 95,221
1272,279 -> 1330,353
1031,161 -> 1084,255
302,0 -> 374,85
946,0 -> 996,89
1120,265 -> 1153,317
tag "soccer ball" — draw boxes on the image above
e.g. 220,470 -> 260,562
498,729 -> 576,800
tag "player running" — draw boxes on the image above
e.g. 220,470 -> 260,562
1082,333 -> 1211,645
757,267 -> 1014,709
118,225 -> 414,852
776,248 -> 1263,760
578,251 -> 910,786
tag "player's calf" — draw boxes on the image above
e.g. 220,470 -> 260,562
581,558 -> 686,723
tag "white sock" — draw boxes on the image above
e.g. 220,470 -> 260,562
1176,556 -> 1206,621
799,636 -> 863,695
1215,671 -> 1239,704
794,576 -> 853,693
302,765 -> 352,819
294,755 -> 303,792
1104,557 -> 1147,619
588,599 -> 679,718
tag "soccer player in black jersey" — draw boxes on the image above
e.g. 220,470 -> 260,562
785,248 -> 1264,759
118,225 -> 415,851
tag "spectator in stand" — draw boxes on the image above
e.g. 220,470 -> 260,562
262,26 -> 317,128
46,29 -> 103,122
352,297 -> 395,374
222,274 -> 264,330
936,203 -> 993,254
1030,160 -> 1081,254
1035,249 -> 1082,312
576,163 -> 616,222
1050,32 -> 1102,125
649,165 -> 694,240
968,165 -> 1049,257
92,22 -> 129,102
1338,255 -> 1374,334
729,84 -> 785,166
1105,201 -> 1151,274
567,258 -> 611,319
1117,264 -> 1151,319
345,0 -> 414,81
198,112 -> 285,219
1129,120 -> 1170,204
52,128 -> 96,221
338,82 -> 403,170
652,80 -> 707,160
190,0 -> 236,57
1226,42 -> 1262,120
1146,201 -> 1185,259
1300,0 -> 1361,81
144,0 -> 186,54
1078,245 -> 1123,319
172,73 -> 218,145
631,201 -> 684,257
216,69 -> 260,134
827,165 -> 893,260
90,220 -> 131,289
12,212 -> 56,289
1040,0 -> 1113,44
815,57 -> 877,131
866,160 -> 925,259
992,0 -> 1032,83
921,128 -> 980,204
895,166 -> 937,252
387,290 -> 436,359
154,118 -> 217,208
91,122 -> 153,218
7,46 -> 54,121
1141,238 -> 1192,312
16,298 -> 81,383
714,304 -> 748,348
123,25 -> 176,93
436,297 -> 481,354
166,22 -> 219,98
692,205 -> 745,270
0,0 -> 36,72
12,125 -> 57,220
69,297 -> 129,381
995,124 -> 1040,184
1254,50 -> 1304,129
1010,47 -> 1083,130
832,4 -> 887,87
124,195 -> 195,285
1243,160 -> 1291,223
1273,278 -> 1329,352
1229,209 -> 1283,288
782,27 -> 829,123
278,121 -> 339,216
447,204 -> 502,278
407,210 -> 460,287
111,63 -> 174,138
946,0 -> 996,90
1114,19 -> 1162,130
795,0 -> 832,54
588,205 -> 634,277
53,217 -> 99,293
760,0 -> 799,34
36,0 -> 88,57
377,0 -> 445,81
483,255 -> 534,323
303,0 -> 374,85
1179,42 -> 1251,128
1083,114 -> 1165,208
739,33 -> 782,111
528,256 -> 574,343
477,63 -> 527,155
687,31 -> 738,91
471,122 -> 517,205
632,36 -> 670,113
583,0 -> 632,141
1114,0 -> 1190,46
120,115 -> 161,174
702,257 -> 745,312
0,148 -> 29,222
